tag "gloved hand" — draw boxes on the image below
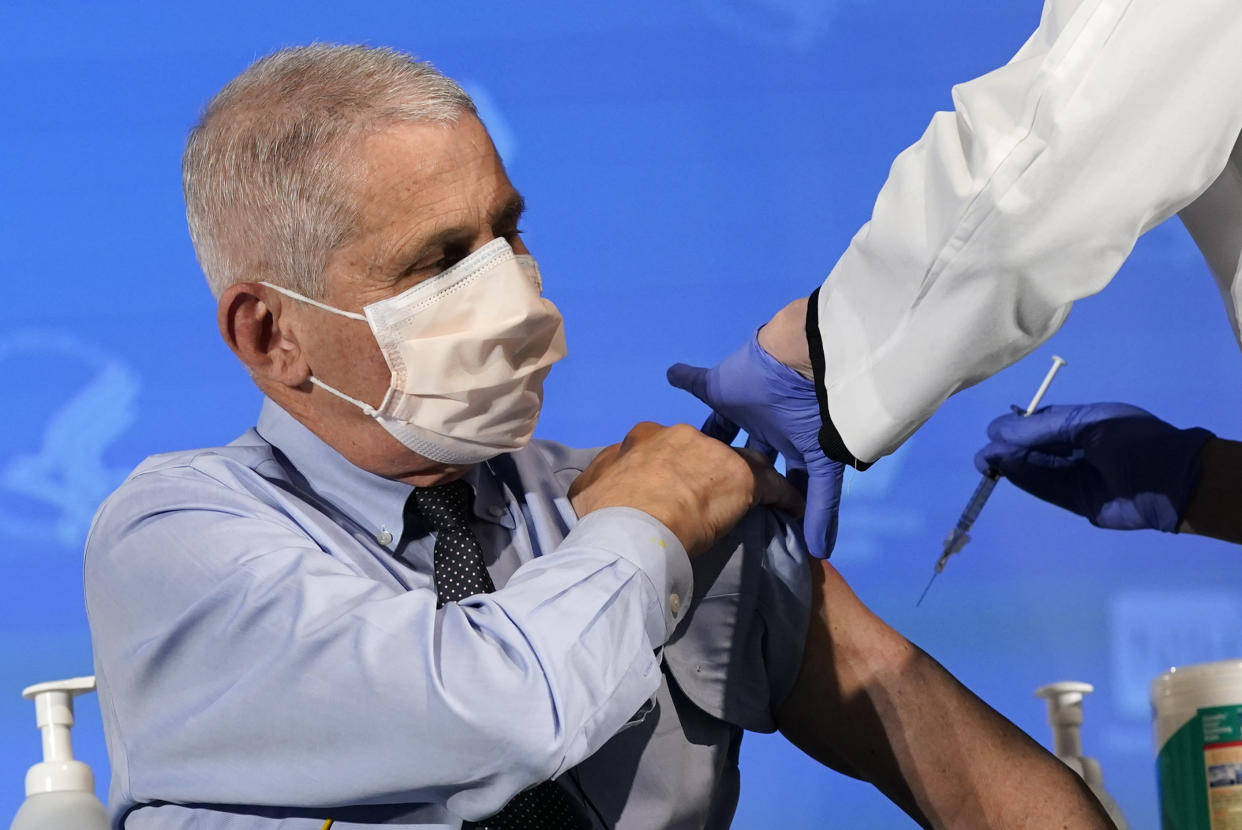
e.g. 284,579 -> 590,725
975,403 -> 1214,532
668,333 -> 844,557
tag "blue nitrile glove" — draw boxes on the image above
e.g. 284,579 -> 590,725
668,333 -> 844,557
974,403 -> 1215,532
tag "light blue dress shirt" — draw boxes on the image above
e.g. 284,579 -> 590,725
85,399 -> 811,829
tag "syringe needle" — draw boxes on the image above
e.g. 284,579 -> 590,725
915,570 -> 938,607
917,355 -> 1068,606
916,535 -> 958,606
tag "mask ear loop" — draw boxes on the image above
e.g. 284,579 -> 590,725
259,281 -> 368,321
308,376 -> 381,417
258,282 -> 380,415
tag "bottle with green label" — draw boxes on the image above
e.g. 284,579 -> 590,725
1152,660 -> 1242,829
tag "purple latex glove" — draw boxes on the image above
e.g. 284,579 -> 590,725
975,403 -> 1214,532
668,333 -> 844,557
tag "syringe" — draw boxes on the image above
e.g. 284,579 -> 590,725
916,355 -> 1067,606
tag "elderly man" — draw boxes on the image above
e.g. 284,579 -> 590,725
85,44 -> 1107,829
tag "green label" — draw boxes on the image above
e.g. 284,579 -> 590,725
1158,705 -> 1242,829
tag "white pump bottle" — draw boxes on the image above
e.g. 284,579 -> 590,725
1034,681 -> 1127,829
10,675 -> 109,830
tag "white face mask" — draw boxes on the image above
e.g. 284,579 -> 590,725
263,237 -> 566,465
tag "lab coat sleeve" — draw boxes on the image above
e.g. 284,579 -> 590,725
1178,132 -> 1242,337
84,464 -> 689,822
811,0 -> 1242,465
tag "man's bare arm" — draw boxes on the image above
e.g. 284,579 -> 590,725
776,560 -> 1111,829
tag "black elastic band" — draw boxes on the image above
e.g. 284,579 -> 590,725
805,287 -> 871,471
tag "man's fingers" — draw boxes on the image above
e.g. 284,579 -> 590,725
744,433 -> 778,463
736,447 -> 804,518
785,462 -> 809,498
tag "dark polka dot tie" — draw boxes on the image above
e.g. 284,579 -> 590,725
411,480 -> 496,607
406,480 -> 592,830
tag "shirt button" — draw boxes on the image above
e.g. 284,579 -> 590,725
376,530 -> 393,546
488,505 -> 506,518
669,593 -> 681,616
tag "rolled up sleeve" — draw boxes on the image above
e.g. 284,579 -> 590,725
661,508 -> 811,733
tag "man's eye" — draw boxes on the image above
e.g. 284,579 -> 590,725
433,245 -> 471,273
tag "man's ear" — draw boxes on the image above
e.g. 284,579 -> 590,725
218,282 -> 310,387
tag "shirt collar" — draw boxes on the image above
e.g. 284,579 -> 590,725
254,399 -> 515,551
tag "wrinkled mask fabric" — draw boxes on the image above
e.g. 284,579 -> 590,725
262,238 -> 566,464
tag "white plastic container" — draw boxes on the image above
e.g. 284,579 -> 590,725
1151,659 -> 1242,829
1034,681 -> 1127,828
10,676 -> 108,830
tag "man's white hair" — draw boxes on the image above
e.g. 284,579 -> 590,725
183,43 -> 477,299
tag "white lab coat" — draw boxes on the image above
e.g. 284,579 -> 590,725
814,0 -> 1242,464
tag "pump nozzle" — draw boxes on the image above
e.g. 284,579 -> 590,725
1034,680 -> 1093,766
1034,681 -> 1127,829
12,675 -> 109,830
20,676 -> 98,796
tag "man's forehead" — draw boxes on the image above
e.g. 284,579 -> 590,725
352,118 -> 513,221
358,117 -> 497,179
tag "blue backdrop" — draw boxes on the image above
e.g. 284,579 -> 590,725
4,2 -> 1240,827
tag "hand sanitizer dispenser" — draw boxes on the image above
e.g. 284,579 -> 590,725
1034,681 -> 1127,829
10,676 -> 109,830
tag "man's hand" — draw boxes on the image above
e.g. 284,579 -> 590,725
975,402 -> 1214,531
667,305 -> 843,558
569,422 -> 803,558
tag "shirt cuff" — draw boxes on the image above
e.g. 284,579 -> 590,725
561,507 -> 694,644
